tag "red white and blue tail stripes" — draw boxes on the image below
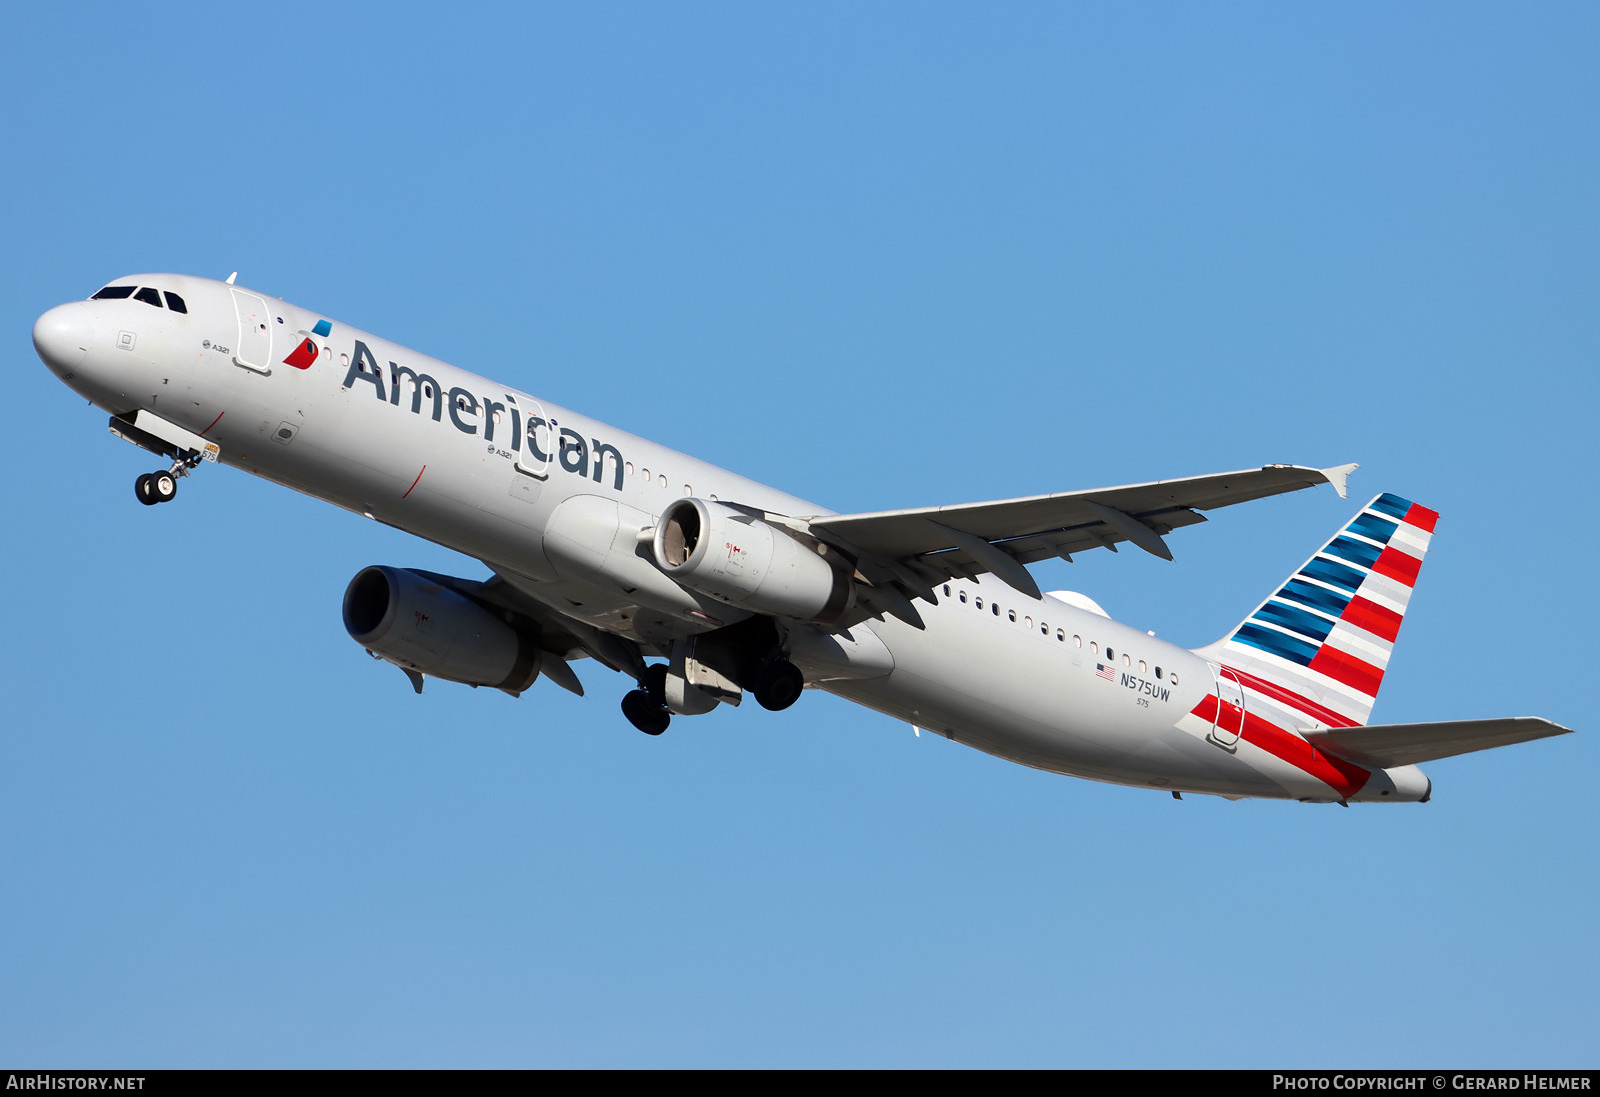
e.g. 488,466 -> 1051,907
1208,493 -> 1438,730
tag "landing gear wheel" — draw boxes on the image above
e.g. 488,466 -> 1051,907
753,660 -> 804,711
622,689 -> 671,736
136,470 -> 178,505
149,470 -> 177,502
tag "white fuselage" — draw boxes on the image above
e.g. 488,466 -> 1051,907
35,274 -> 1429,803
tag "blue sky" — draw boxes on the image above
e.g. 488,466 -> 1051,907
3,3 -> 1594,1067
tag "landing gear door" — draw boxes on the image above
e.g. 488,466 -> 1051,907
1207,662 -> 1245,748
230,289 -> 272,374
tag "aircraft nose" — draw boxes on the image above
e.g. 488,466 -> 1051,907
33,303 -> 94,376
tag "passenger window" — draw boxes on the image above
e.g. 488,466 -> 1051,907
1040,622 -> 1048,635
1073,635 -> 1082,648
658,474 -> 667,488
975,597 -> 983,610
1090,642 -> 1099,655
1122,654 -> 1130,667
163,292 -> 187,313
1139,660 -> 1147,673
1106,648 -> 1115,660
959,591 -> 967,604
1057,629 -> 1065,641
91,285 -> 136,300
1155,667 -> 1163,679
1024,616 -> 1032,629
992,603 -> 1000,616
134,287 -> 163,308
1170,672 -> 1180,686
641,468 -> 650,481
943,585 -> 951,597
1008,610 -> 1016,623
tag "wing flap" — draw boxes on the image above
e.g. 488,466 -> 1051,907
1304,717 -> 1573,769
993,506 -> 1213,566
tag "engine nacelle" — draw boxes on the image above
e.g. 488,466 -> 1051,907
652,498 -> 853,624
342,566 -> 540,693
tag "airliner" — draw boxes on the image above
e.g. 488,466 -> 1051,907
32,273 -> 1571,803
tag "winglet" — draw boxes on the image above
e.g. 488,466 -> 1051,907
1321,462 -> 1358,500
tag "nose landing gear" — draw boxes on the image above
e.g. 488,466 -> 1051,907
134,454 -> 202,506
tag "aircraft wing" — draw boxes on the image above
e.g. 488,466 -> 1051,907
801,463 -> 1357,608
1304,717 -> 1573,769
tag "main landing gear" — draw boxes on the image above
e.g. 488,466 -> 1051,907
619,655 -> 806,736
134,455 -> 202,506
751,659 -> 804,712
621,664 -> 671,736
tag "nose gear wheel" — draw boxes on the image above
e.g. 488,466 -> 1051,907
133,454 -> 201,506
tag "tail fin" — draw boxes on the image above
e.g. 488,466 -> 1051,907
1196,493 -> 1439,728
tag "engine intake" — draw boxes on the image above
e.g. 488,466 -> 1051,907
342,566 -> 540,693
651,498 -> 853,624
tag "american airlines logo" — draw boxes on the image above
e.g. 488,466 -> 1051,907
340,340 -> 626,491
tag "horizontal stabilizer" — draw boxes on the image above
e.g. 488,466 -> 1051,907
1304,717 -> 1572,769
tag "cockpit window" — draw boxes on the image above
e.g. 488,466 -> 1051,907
163,291 -> 187,314
91,285 -> 136,300
134,287 -> 163,308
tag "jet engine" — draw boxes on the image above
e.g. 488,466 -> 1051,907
342,566 -> 540,693
651,498 -> 853,624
